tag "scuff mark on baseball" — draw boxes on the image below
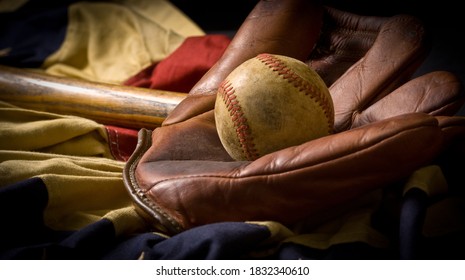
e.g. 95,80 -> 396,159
214,53 -> 334,161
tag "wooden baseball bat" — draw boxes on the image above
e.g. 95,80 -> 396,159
0,65 -> 186,129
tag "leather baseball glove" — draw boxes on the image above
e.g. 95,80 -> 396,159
123,0 -> 465,235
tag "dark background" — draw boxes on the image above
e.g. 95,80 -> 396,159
170,0 -> 462,30
170,0 -> 465,115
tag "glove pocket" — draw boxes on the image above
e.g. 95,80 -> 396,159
123,113 -> 444,234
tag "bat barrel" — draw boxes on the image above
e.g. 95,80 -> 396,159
0,65 -> 186,129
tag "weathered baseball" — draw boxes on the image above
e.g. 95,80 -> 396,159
214,53 -> 334,161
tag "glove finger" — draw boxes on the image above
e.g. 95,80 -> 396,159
125,113 -> 443,233
160,94 -> 217,127
352,71 -> 465,128
330,14 -> 430,132
164,0 -> 324,126
307,6 -> 388,86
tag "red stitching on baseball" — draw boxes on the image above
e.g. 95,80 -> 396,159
218,79 -> 259,160
257,53 -> 334,134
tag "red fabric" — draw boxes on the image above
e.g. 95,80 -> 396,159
122,64 -> 157,89
105,125 -> 139,162
112,34 -> 231,161
124,34 -> 231,93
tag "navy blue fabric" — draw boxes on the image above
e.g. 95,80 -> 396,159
142,222 -> 269,260
42,219 -> 117,260
104,222 -> 271,260
0,219 -> 115,260
276,242 -> 394,260
0,0 -> 79,67
399,188 -> 429,259
0,177 -> 72,259
0,177 -> 463,259
0,177 -> 53,255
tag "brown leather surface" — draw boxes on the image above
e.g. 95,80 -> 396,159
163,0 -> 324,126
123,0 -> 465,234
125,113 -> 445,233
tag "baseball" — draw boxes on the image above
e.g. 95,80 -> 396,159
214,53 -> 334,161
